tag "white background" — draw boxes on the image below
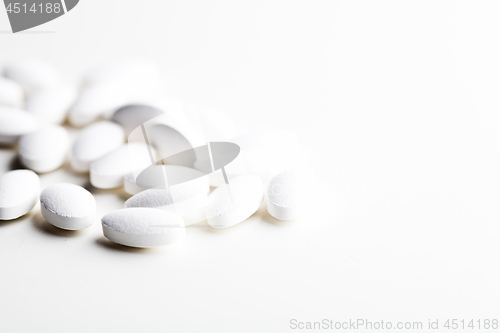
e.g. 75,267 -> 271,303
1,1 -> 500,332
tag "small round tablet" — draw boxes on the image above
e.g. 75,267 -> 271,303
101,208 -> 185,248
40,183 -> 96,230
0,107 -> 39,145
18,125 -> 69,173
0,169 -> 40,220
266,170 -> 301,220
71,121 -> 124,172
206,175 -> 264,228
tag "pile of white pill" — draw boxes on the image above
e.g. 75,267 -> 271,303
0,57 -> 303,248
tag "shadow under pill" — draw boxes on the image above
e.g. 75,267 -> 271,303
0,210 -> 33,228
94,236 -> 157,254
31,212 -> 82,237
8,155 -> 24,171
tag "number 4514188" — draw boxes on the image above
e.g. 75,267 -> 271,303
6,3 -> 62,14
444,319 -> 498,330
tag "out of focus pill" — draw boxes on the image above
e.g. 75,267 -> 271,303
69,81 -> 130,127
90,142 -> 155,189
266,170 -> 301,220
40,183 -> 96,230
18,125 -> 69,173
124,171 -> 144,195
111,100 -> 184,136
206,175 -> 264,228
71,121 -> 124,172
0,169 -> 40,220
3,57 -> 61,91
124,164 -> 208,195
101,208 -> 185,248
25,83 -> 77,124
0,77 -> 23,107
0,107 -> 39,145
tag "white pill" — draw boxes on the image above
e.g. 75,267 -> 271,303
125,177 -> 209,216
40,183 -> 96,230
71,121 -> 124,172
128,113 -> 204,168
206,175 -> 264,228
266,170 -> 301,220
124,164 -> 208,195
90,142 -> 155,189
0,107 -> 39,145
70,80 -> 163,127
18,125 -> 69,173
69,81 -> 130,127
124,172 -> 145,195
0,170 -> 40,220
0,77 -> 23,107
101,208 -> 185,248
111,98 -> 184,136
2,57 -> 61,91
25,84 -> 77,124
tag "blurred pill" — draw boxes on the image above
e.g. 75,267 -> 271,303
111,97 -> 184,136
0,77 -> 23,107
71,121 -> 124,172
0,169 -> 40,220
40,183 -> 96,230
18,125 -> 69,173
0,107 -> 39,145
90,142 -> 155,189
25,83 -> 77,124
2,57 -> 61,91
69,81 -> 131,127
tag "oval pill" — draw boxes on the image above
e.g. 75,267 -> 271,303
71,121 -> 124,172
18,125 -> 69,173
0,170 -> 40,220
90,142 -> 155,189
266,170 -> 301,220
25,83 -> 77,124
3,57 -> 61,91
0,107 -> 39,145
40,183 -> 96,230
101,208 -> 185,248
69,81 -> 130,127
0,77 -> 23,107
124,176 -> 210,217
206,175 -> 264,228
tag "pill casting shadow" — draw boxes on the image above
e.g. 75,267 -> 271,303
95,237 -> 161,254
32,211 -> 82,238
